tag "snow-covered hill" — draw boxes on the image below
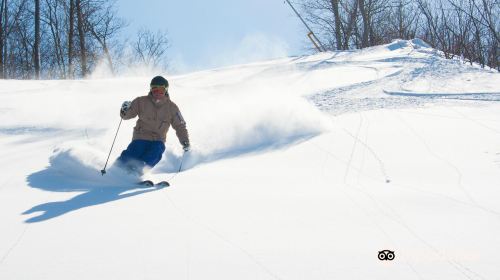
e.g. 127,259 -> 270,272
1,39 -> 499,279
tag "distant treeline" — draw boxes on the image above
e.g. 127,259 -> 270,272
0,0 -> 170,79
0,1 -> 497,79
299,0 -> 498,71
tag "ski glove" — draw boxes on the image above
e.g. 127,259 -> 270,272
182,141 -> 190,152
120,101 -> 132,115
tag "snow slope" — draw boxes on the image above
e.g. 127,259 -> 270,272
1,39 -> 499,279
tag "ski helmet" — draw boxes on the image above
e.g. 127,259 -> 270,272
150,76 -> 169,90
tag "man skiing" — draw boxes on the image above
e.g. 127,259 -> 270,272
116,76 -> 190,175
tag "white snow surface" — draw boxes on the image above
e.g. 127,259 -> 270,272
1,39 -> 500,279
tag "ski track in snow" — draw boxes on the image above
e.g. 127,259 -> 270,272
322,111 -> 489,280
314,121 -> 426,279
161,190 -> 284,280
393,112 -> 477,205
0,225 -> 29,267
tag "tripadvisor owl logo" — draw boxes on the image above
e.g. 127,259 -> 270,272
378,250 -> 395,261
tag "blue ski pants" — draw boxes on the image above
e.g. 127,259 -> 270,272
117,139 -> 165,168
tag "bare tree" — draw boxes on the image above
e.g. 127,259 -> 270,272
86,0 -> 126,74
447,0 -> 499,69
133,28 -> 170,68
414,0 -> 451,56
68,0 -> 74,78
42,0 -> 69,77
340,0 -> 359,49
3,0 -> 27,78
299,0 -> 497,70
2,0 -> 6,77
300,0 -> 358,50
356,0 -> 393,47
8,0 -> 33,79
300,0 -> 335,50
331,0 -> 343,49
0,0 -> 125,79
385,0 -> 420,40
0,0 -> 7,78
358,0 -> 370,47
34,0 -> 40,78
76,0 -> 87,76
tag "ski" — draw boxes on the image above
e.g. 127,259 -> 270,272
137,180 -> 154,187
136,180 -> 170,188
156,181 -> 170,187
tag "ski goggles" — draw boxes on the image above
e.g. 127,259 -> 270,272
150,85 -> 168,91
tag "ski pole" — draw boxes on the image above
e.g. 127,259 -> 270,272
177,151 -> 186,173
164,151 -> 187,183
101,118 -> 123,175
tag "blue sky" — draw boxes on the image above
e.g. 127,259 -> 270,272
115,0 -> 308,72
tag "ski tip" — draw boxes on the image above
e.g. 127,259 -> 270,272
136,180 -> 169,188
137,180 -> 154,187
156,181 -> 170,187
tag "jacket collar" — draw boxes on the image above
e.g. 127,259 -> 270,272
148,92 -> 170,106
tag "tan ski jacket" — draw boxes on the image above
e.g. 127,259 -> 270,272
120,94 -> 189,144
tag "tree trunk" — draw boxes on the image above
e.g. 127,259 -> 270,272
2,0 -> 6,78
89,26 -> 114,75
76,0 -> 87,76
330,0 -> 343,50
45,0 -> 65,77
398,1 -> 404,38
0,0 -> 5,79
34,0 -> 40,79
68,0 -> 74,78
343,0 -> 359,50
358,0 -> 370,48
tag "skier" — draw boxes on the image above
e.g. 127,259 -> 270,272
116,75 -> 190,176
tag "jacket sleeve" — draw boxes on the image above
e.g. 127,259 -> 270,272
170,102 -> 189,145
120,98 -> 139,120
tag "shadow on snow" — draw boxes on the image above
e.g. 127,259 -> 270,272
24,150 -> 163,223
